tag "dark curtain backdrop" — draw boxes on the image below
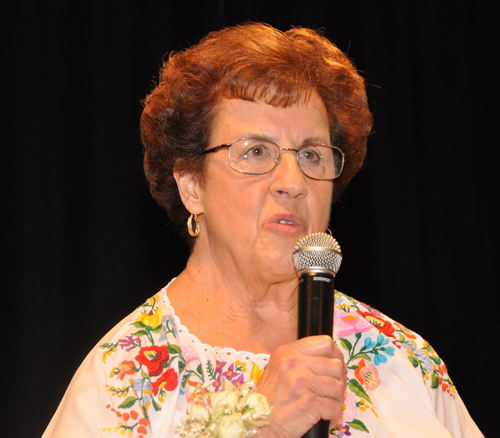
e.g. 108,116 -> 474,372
5,1 -> 496,436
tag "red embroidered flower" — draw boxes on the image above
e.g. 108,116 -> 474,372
438,362 -> 448,377
152,368 -> 178,395
357,311 -> 395,338
135,345 -> 170,377
354,359 -> 381,390
137,417 -> 149,435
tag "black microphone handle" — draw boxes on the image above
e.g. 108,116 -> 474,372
298,271 -> 335,438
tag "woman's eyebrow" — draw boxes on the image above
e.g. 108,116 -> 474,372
234,134 -> 331,145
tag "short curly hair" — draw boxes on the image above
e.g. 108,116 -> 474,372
140,23 -> 372,238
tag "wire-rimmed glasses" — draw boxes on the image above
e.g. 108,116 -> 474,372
201,137 -> 344,180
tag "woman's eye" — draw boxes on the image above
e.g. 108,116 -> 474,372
243,144 -> 269,160
301,149 -> 321,161
249,147 -> 264,157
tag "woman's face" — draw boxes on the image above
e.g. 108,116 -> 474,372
182,92 -> 334,281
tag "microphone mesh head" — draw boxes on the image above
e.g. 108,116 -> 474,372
293,232 -> 342,274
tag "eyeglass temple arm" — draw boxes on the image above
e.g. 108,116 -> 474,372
200,144 -> 231,155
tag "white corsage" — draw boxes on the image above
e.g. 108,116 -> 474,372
177,378 -> 273,438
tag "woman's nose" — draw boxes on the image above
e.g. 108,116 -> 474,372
270,150 -> 308,198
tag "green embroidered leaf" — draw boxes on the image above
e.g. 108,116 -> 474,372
348,379 -> 372,404
152,325 -> 163,333
340,338 -> 352,351
352,353 -> 372,362
181,370 -> 196,388
349,419 -> 369,432
152,398 -> 162,411
197,363 -> 204,379
99,342 -> 117,349
168,343 -> 183,355
178,360 -> 186,374
206,360 -> 217,381
131,330 -> 149,337
131,321 -> 147,329
430,372 -> 439,389
141,368 -> 149,379
118,396 -> 137,409
407,355 -> 418,367
430,355 -> 441,365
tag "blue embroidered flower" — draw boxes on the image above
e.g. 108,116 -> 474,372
132,377 -> 153,405
364,337 -> 376,349
159,315 -> 178,341
382,345 -> 395,356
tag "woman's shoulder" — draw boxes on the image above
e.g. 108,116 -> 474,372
334,291 -> 453,392
93,285 -> 270,434
332,291 -> 467,437
45,283 -> 271,437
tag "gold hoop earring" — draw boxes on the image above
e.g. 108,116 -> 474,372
187,214 -> 200,237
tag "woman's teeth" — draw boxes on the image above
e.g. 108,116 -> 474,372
279,220 -> 294,225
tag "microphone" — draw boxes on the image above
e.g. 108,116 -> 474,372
293,232 -> 343,438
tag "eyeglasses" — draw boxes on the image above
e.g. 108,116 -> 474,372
201,138 -> 344,180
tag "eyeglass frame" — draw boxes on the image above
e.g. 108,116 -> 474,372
200,137 -> 345,180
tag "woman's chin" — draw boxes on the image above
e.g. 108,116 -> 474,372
258,249 -> 298,281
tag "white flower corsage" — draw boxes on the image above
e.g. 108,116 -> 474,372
177,378 -> 273,438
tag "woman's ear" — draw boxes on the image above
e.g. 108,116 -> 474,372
174,171 -> 204,215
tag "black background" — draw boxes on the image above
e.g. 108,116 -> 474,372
5,1 -> 496,436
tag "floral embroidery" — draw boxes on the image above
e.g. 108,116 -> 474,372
135,345 -> 171,377
152,368 -> 178,396
335,307 -> 372,338
97,289 -> 454,438
110,360 -> 136,381
119,335 -> 142,352
357,311 -> 396,338
100,294 -> 185,437
354,359 -> 380,391
395,335 -> 456,396
249,362 -> 264,382
331,292 -> 451,436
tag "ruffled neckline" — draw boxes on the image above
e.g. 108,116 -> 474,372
157,282 -> 271,363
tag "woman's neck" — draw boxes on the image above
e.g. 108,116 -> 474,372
167,250 -> 300,354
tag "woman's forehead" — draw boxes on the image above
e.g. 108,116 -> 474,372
211,94 -> 330,144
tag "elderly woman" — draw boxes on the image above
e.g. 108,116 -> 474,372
43,23 -> 482,438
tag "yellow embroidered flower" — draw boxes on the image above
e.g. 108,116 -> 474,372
137,307 -> 162,328
249,362 -> 264,382
357,398 -> 379,417
235,360 -> 247,372
101,347 -> 117,363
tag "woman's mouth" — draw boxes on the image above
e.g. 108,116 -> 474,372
265,214 -> 306,234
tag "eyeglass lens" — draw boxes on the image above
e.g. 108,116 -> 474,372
228,139 -> 342,179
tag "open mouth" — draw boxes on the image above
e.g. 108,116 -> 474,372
279,220 -> 295,225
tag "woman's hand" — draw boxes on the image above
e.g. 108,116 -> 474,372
256,335 -> 346,438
